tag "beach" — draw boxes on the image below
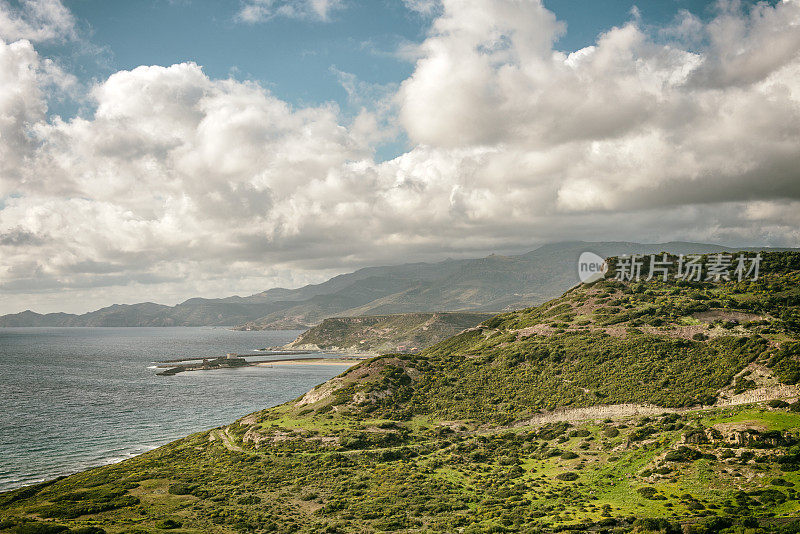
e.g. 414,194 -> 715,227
256,357 -> 364,367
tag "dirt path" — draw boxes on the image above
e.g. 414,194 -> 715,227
514,384 -> 799,427
210,428 -> 245,452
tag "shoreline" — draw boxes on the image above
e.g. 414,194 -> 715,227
156,354 -> 367,375
255,357 -> 363,367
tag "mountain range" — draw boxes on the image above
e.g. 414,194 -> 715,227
0,241 -> 783,329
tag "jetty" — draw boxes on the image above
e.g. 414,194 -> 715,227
155,352 -> 366,376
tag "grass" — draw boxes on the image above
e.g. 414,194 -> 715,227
707,409 -> 800,431
2,405 -> 800,532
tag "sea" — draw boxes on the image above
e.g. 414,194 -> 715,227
0,327 -> 349,492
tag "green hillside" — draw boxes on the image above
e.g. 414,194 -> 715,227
2,251 -> 800,533
284,312 -> 494,354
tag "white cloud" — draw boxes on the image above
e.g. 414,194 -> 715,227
689,0 -> 800,88
0,0 -> 76,42
2,0 -> 800,313
659,9 -> 704,45
236,0 -> 343,23
403,0 -> 440,16
0,36 -> 74,192
397,0 -> 800,214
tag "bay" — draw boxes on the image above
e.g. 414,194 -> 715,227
0,327 -> 346,492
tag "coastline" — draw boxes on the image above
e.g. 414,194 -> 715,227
255,357 -> 363,367
155,353 -> 368,375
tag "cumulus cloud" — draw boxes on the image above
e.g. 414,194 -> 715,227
0,36 -> 74,190
0,0 -> 76,42
1,0 -> 800,313
397,0 -> 800,214
236,0 -> 343,23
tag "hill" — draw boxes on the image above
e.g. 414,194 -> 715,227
0,241 -> 760,328
282,312 -> 495,355
2,251 -> 800,533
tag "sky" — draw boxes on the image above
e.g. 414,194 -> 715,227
0,0 -> 798,314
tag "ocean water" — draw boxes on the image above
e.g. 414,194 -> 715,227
0,327 -> 350,492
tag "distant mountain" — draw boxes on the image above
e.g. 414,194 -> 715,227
1,241 -> 787,328
235,241 -> 756,329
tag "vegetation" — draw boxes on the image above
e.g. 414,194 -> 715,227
2,251 -> 800,533
285,312 -> 493,354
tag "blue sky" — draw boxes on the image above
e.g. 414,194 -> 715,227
48,1 -> 740,121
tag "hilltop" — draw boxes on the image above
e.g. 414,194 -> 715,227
2,251 -> 800,533
251,251 -> 800,425
0,241 -> 760,328
281,312 -> 494,355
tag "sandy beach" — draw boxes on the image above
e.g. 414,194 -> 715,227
255,358 -> 364,367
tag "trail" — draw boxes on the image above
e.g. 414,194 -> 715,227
514,384 -> 799,428
210,428 -> 244,452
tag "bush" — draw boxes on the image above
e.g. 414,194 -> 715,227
769,399 -> 790,408
167,483 -> 193,495
156,518 -> 183,529
631,518 -> 680,533
630,425 -> 658,441
602,427 -> 620,438
638,487 -> 659,499
665,446 -> 701,462
556,472 -> 578,481
695,517 -> 733,532
14,525 -> 69,534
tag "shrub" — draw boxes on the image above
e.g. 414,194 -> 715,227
156,518 -> 183,529
665,446 -> 701,462
630,425 -> 658,441
167,483 -> 193,495
14,525 -> 70,534
638,487 -> 659,499
602,427 -> 620,438
631,518 -> 680,533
